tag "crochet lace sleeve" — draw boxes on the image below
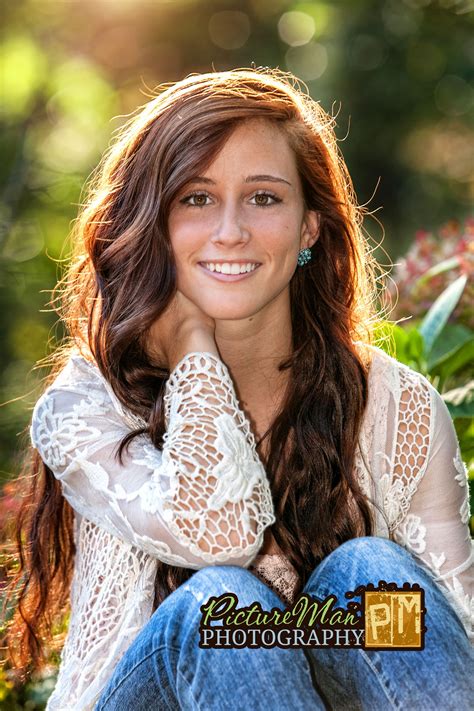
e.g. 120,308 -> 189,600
387,368 -> 473,644
30,351 -> 275,568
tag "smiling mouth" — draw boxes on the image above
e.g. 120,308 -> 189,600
198,262 -> 262,281
198,262 -> 261,275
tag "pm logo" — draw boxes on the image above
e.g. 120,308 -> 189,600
362,581 -> 426,650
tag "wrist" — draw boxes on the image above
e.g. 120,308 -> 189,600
168,330 -> 219,370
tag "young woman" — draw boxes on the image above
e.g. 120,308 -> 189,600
3,67 -> 472,710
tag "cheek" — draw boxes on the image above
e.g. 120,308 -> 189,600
170,228 -> 192,254
169,232 -> 199,278
260,213 -> 299,244
262,229 -> 300,268
168,211 -> 202,249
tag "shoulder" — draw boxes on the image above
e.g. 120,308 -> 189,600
32,352 -> 107,414
356,346 -> 452,529
31,351 -> 147,430
356,343 -> 444,467
358,342 -> 439,409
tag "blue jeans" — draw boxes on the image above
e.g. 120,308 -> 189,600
94,537 -> 473,710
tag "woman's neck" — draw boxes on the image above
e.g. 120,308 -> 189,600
214,303 -> 292,412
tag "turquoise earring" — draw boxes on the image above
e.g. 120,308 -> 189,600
297,247 -> 312,267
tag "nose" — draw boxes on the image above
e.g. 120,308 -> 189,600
210,202 -> 250,248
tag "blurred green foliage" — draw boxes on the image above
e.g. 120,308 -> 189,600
375,262 -> 474,530
0,2 -> 472,704
1,0 -> 473,479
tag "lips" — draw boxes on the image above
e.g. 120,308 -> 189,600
198,261 -> 261,272
197,262 -> 261,282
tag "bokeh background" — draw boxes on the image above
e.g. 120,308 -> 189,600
1,0 -> 473,706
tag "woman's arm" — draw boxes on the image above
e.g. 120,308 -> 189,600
390,378 -> 473,643
30,349 -> 275,569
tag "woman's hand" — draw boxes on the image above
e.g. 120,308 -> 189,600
146,290 -> 219,370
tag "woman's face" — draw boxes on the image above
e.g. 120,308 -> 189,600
168,118 -> 320,322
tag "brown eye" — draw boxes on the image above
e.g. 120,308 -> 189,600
252,192 -> 281,207
180,192 -> 210,208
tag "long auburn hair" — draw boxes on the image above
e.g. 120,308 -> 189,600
2,66 -> 389,681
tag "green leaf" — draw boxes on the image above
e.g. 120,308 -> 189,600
406,327 -> 425,363
427,323 -> 473,370
453,417 -> 473,440
391,324 -> 409,361
442,380 -> 474,419
419,274 -> 468,356
414,256 -> 461,288
438,340 -> 474,384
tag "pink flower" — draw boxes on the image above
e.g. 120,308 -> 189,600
384,218 -> 473,330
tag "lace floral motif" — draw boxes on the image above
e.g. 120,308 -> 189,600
31,396 -> 109,472
211,414 -> 267,506
156,353 -> 275,558
453,449 -> 471,525
29,344 -> 473,710
393,513 -> 426,554
30,351 -> 275,568
379,472 -> 406,528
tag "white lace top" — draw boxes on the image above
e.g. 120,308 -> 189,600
29,344 -> 473,710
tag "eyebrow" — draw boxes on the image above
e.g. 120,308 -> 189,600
186,174 -> 292,186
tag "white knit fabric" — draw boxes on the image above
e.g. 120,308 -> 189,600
29,344 -> 473,710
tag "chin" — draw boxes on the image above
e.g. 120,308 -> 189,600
208,311 -> 259,322
198,302 -> 260,321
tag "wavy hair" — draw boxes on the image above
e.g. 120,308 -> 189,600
2,66 -> 389,681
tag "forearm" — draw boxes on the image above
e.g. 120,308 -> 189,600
159,350 -> 275,562
30,344 -> 274,568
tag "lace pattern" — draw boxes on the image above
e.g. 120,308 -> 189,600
249,349 -> 473,643
382,364 -> 433,531
249,554 -> 299,607
157,353 -> 275,558
45,518 -> 158,711
30,351 -> 275,568
28,344 -> 472,710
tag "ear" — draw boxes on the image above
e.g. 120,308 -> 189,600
300,210 -> 320,250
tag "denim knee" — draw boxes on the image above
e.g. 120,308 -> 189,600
304,535 -> 428,601
148,564 -> 285,651
188,564 -> 256,589
182,564 -> 285,609
320,535 -> 416,575
156,564 -> 285,623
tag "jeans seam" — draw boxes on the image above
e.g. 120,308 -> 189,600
301,648 -> 333,711
177,666 -> 202,711
97,644 -> 182,709
358,649 -> 401,710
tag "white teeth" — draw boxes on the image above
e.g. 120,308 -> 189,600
202,262 -> 259,274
